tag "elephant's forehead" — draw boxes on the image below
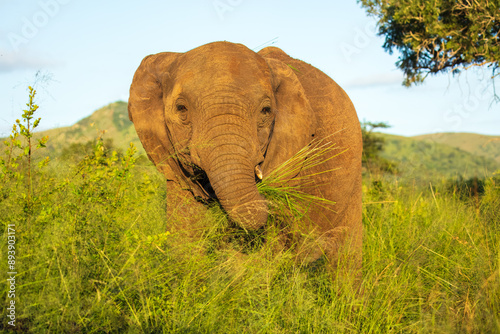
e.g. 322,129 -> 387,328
176,48 -> 270,89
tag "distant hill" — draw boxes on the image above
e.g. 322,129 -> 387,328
36,101 -> 145,158
413,133 -> 500,164
13,101 -> 498,180
380,133 -> 500,181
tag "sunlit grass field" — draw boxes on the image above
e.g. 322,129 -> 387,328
1,91 -> 499,333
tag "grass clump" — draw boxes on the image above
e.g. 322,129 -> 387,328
257,138 -> 342,221
0,90 -> 498,333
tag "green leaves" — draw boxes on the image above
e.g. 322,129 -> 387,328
37,135 -> 48,149
358,0 -> 500,86
74,135 -> 138,207
0,86 -> 49,210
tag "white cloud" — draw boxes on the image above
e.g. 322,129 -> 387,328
0,50 -> 58,73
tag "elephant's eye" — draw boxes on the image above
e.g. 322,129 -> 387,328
261,107 -> 271,114
177,105 -> 187,112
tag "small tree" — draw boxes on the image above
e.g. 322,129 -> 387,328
0,87 -> 48,208
358,0 -> 500,87
361,121 -> 397,174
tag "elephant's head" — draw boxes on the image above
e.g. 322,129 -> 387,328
128,42 -> 316,230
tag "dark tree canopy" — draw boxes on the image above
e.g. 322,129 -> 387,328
358,0 -> 500,86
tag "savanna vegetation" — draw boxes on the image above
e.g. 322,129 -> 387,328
0,89 -> 499,333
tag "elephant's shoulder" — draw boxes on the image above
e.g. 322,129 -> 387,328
258,47 -> 315,79
257,46 -> 290,61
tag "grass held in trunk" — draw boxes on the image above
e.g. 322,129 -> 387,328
257,138 -> 343,221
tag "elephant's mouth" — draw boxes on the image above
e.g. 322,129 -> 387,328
191,166 -> 217,199
190,164 -> 264,202
188,158 -> 269,230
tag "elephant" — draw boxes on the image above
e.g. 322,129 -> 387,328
128,41 -> 362,276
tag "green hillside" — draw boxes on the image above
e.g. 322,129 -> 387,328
376,133 -> 500,181
414,132 -> 500,164
37,101 -> 145,158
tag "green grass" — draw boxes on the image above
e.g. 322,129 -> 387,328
0,91 -> 499,333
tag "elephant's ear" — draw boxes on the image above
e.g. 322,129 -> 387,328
129,53 -> 209,199
128,53 -> 179,181
261,57 -> 317,178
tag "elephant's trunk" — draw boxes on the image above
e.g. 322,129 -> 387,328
195,107 -> 268,230
209,158 -> 268,230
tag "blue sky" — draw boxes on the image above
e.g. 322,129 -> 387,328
1,0 -> 499,137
